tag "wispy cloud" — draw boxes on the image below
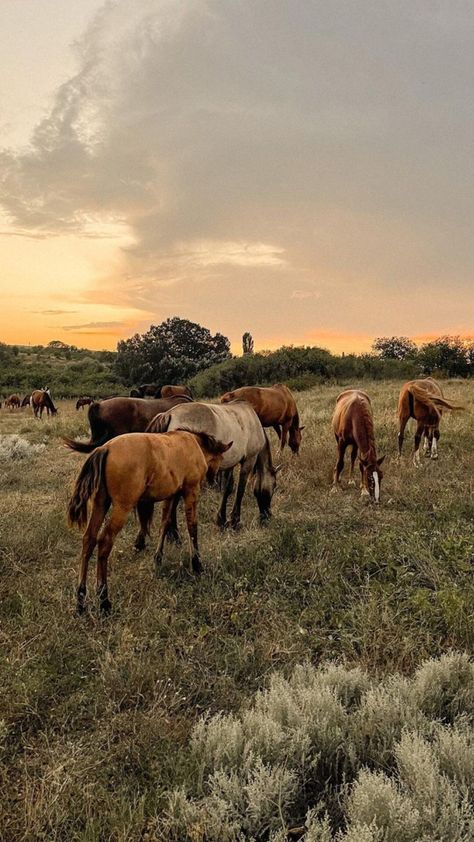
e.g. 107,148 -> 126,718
62,320 -> 125,331
33,309 -> 79,316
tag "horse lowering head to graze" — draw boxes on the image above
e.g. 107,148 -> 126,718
68,430 -> 232,613
64,394 -> 193,453
160,384 -> 192,398
21,394 -> 31,408
220,384 -> 304,454
147,401 -> 279,530
398,378 -> 465,466
76,396 -> 94,411
332,389 -> 384,502
31,389 -> 58,418
5,394 -> 21,410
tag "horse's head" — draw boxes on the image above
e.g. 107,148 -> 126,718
360,455 -> 385,503
254,438 -> 280,522
289,425 -> 305,454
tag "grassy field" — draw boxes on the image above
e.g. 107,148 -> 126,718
0,380 -> 473,840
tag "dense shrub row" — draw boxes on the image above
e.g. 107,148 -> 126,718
157,653 -> 474,841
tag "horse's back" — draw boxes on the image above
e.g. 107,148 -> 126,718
333,389 -> 372,437
221,384 -> 295,424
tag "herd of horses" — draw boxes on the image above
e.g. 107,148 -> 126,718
2,378 -> 464,613
62,377 -> 464,613
2,388 -> 58,417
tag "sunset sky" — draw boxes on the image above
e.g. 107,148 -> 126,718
1,1 -> 473,354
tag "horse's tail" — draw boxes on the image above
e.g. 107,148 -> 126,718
409,383 -> 465,412
68,448 -> 108,529
63,402 -> 110,453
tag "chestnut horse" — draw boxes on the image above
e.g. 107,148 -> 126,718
64,394 -> 193,453
398,378 -> 465,466
76,396 -> 94,410
21,394 -> 31,408
160,384 -> 192,398
147,401 -> 279,530
220,384 -> 304,453
5,394 -> 21,410
332,389 -> 384,502
68,431 -> 232,613
31,389 -> 57,418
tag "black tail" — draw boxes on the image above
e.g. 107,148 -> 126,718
63,402 -> 109,453
68,448 -> 108,529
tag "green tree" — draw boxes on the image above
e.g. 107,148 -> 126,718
115,317 -> 231,385
372,336 -> 417,360
242,332 -> 254,355
418,336 -> 471,377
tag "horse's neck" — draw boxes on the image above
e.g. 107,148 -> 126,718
354,417 -> 376,462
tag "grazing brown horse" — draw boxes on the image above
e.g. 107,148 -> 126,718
220,384 -> 304,453
68,431 -> 232,613
64,394 -> 193,453
76,396 -> 94,410
5,394 -> 21,410
398,378 -> 465,466
31,389 -> 58,418
160,384 -> 192,398
332,389 -> 384,502
21,394 -> 31,408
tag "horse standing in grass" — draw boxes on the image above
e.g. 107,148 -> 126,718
147,401 -> 279,530
64,394 -> 193,453
76,396 -> 94,410
160,384 -> 192,398
21,394 -> 31,408
31,389 -> 57,418
332,389 -> 384,502
397,378 -> 465,466
68,431 -> 232,613
5,394 -> 21,410
220,384 -> 304,453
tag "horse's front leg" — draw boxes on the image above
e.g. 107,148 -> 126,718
166,493 -> 182,544
216,468 -> 234,528
154,498 -> 174,575
183,488 -> 202,574
413,421 -> 424,467
348,445 -> 358,486
280,423 -> 289,451
332,440 -> 347,491
228,458 -> 253,530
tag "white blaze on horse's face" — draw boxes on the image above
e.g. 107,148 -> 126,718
373,471 -> 380,503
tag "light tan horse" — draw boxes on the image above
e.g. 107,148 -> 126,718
398,378 -> 465,466
332,389 -> 384,502
68,431 -> 232,613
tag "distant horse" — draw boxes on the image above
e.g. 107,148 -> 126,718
31,389 -> 58,418
5,394 -> 21,410
21,394 -> 31,408
68,431 -> 232,613
160,384 -> 192,398
147,401 -> 279,530
76,396 -> 94,411
64,394 -> 193,453
398,378 -> 465,466
332,389 -> 384,502
220,384 -> 304,453
130,383 -> 160,398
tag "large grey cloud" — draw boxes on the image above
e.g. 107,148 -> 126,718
1,0 -> 473,344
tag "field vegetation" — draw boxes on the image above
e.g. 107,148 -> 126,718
0,379 -> 473,840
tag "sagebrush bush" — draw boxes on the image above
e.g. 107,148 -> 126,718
0,434 -> 45,461
156,654 -> 474,841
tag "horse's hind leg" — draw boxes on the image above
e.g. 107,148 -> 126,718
77,492 -> 109,614
216,468 -> 234,528
228,458 -> 253,530
398,404 -> 410,457
183,487 -> 202,574
96,505 -> 129,613
413,420 -> 424,467
134,500 -> 154,551
348,445 -> 358,486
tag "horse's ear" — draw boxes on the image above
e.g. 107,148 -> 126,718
377,455 -> 385,466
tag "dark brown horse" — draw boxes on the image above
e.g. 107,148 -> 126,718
398,378 -> 465,466
76,396 -> 94,410
68,431 -> 231,612
31,389 -> 57,418
64,394 -> 193,453
130,383 -> 161,398
220,384 -> 304,453
21,394 -> 31,408
5,394 -> 21,410
332,389 -> 384,501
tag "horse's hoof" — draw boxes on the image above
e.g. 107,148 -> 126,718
76,602 -> 86,616
100,598 -> 112,615
134,540 -> 145,552
166,530 -> 182,545
228,520 -> 242,532
330,485 -> 340,495
347,479 -> 356,487
192,556 -> 203,575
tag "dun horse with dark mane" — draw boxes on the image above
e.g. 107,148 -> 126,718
398,378 -> 464,465
220,384 -> 304,453
332,389 -> 384,501
68,431 -> 231,612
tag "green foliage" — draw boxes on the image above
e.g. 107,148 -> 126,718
372,336 -> 418,360
115,317 -> 231,385
418,336 -> 474,378
0,345 -> 122,398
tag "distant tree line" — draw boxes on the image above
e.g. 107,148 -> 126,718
0,327 -> 472,398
